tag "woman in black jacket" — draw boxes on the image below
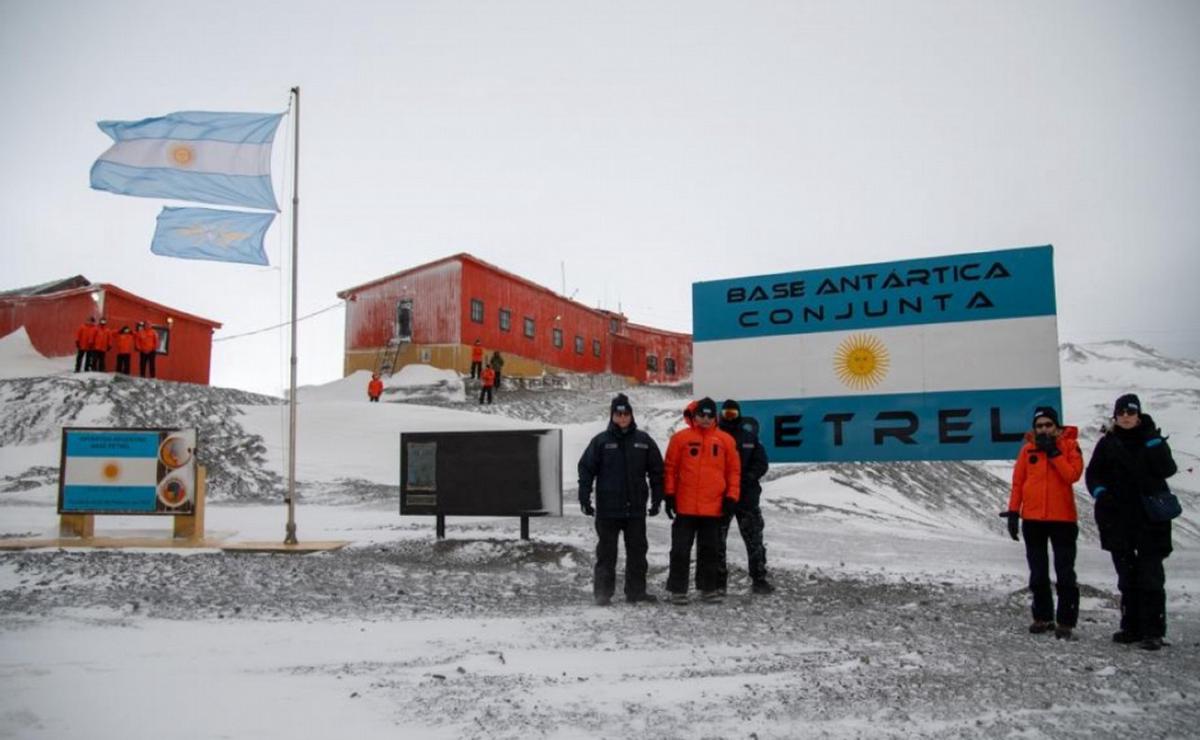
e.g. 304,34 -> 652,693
1085,393 -> 1178,650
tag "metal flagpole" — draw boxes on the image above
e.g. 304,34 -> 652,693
284,86 -> 301,545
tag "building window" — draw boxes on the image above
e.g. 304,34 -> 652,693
664,357 -> 676,376
523,317 -> 535,338
552,328 -> 563,348
470,298 -> 484,324
153,325 -> 170,355
592,339 -> 601,358
574,336 -> 584,354
647,355 -> 658,372
609,318 -> 619,334
499,308 -> 511,332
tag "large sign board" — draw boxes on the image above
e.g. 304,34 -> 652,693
693,245 -> 1061,462
58,428 -> 198,514
400,429 -> 563,516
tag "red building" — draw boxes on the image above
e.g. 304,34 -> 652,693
0,276 -> 222,385
337,254 -> 692,383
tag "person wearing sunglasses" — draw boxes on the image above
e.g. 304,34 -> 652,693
1001,406 -> 1084,639
715,399 -> 774,595
578,393 -> 665,606
663,397 -> 741,604
1085,393 -> 1179,651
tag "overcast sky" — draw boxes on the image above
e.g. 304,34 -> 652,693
2,0 -> 1197,396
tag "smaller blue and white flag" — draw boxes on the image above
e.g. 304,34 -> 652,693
91,110 -> 284,211
151,206 -> 274,266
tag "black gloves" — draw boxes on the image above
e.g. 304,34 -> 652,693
663,496 -> 676,520
648,501 -> 661,517
999,511 -> 1020,540
580,501 -> 594,517
722,498 -> 737,515
1034,434 -> 1061,458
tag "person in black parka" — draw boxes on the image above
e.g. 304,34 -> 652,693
715,399 -> 774,594
578,393 -> 665,605
1085,393 -> 1179,650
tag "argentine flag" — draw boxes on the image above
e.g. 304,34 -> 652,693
90,110 -> 284,212
151,207 -> 274,266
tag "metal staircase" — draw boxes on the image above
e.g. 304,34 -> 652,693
374,338 -> 405,376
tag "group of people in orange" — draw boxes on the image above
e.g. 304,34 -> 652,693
74,316 -> 159,377
366,339 -> 507,404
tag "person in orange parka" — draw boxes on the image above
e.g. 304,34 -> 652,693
663,396 -> 741,604
470,339 -> 484,379
113,326 -> 135,375
135,321 -> 159,378
479,365 -> 495,405
74,317 -> 97,372
90,318 -> 113,372
1001,406 -> 1084,639
367,373 -> 384,402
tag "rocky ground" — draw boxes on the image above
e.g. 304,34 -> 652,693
1,508 -> 1197,739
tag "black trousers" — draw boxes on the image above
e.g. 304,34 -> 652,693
668,515 -> 721,594
368,396 -> 380,403
139,352 -> 156,378
115,353 -> 131,374
89,350 -> 106,372
479,386 -> 493,404
1022,520 -> 1079,627
716,506 -> 769,589
1111,548 -> 1167,638
594,518 -> 649,599
470,361 -> 482,379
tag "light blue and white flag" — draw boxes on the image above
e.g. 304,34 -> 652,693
90,110 -> 284,212
150,206 -> 274,266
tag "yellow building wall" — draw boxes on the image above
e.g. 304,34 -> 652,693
344,343 -> 585,379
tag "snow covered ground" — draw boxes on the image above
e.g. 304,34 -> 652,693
1,332 -> 1198,738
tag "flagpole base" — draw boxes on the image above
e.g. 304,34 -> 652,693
284,522 -> 298,546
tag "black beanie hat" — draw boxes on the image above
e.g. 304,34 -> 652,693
1031,406 -> 1060,428
696,397 -> 718,417
721,399 -> 741,414
1113,393 -> 1141,417
610,393 -> 632,416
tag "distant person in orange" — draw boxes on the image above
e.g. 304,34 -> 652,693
90,318 -> 113,372
479,365 -> 495,404
74,317 -> 97,372
663,397 -> 741,604
367,373 -> 384,402
470,339 -> 484,379
135,321 -> 159,378
114,325 -> 135,374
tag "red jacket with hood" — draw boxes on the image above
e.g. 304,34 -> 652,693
664,402 -> 741,516
1007,426 -> 1084,522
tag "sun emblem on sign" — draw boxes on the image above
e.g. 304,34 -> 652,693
834,334 -> 890,390
170,144 -> 195,166
101,461 -> 121,481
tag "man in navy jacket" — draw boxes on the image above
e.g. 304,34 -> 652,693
578,393 -> 665,605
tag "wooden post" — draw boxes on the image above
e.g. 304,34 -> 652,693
436,514 -> 445,539
520,515 -> 529,540
59,513 -> 94,538
173,466 -> 207,541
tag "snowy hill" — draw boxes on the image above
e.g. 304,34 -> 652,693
0,330 -> 1196,542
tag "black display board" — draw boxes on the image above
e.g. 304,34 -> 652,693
400,429 -> 562,517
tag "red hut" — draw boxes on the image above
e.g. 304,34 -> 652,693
0,276 -> 222,385
337,254 -> 692,383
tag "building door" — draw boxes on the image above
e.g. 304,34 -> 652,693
395,299 -> 413,341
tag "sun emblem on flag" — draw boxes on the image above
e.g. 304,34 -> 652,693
169,143 -> 195,166
834,334 -> 890,390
